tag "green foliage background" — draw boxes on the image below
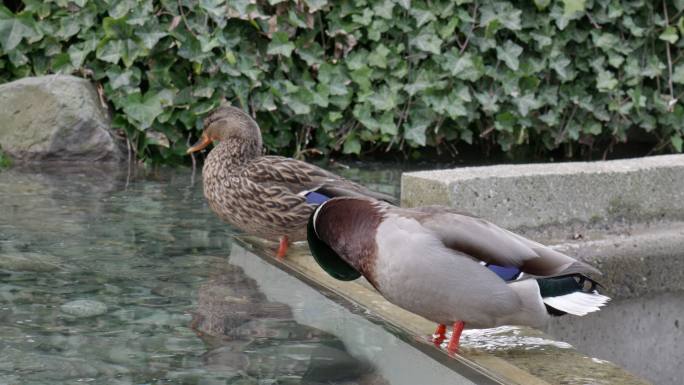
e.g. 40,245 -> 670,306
1,0 -> 684,163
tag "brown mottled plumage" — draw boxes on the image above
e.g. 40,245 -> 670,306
187,105 -> 396,243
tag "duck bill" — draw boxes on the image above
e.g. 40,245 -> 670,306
186,133 -> 212,154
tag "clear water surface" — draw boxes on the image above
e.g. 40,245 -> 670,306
2,160 -> 677,385
0,163 -> 477,385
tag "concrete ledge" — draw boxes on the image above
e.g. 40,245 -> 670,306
401,155 -> 684,230
551,221 -> 684,299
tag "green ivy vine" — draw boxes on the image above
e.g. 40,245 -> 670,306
1,0 -> 683,163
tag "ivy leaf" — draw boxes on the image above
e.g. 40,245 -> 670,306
404,68 -> 444,96
96,39 -> 124,64
514,93 -> 542,117
353,103 -> 377,131
672,135 -> 683,152
106,66 -> 141,90
123,90 -> 175,129
198,34 -> 220,52
496,41 -> 523,70
378,111 -> 397,135
410,24 -> 443,54
67,39 -> 98,68
596,70 -> 618,91
303,0 -> 328,13
367,86 -> 396,111
282,88 -> 313,115
51,53 -> 73,72
494,111 -> 516,133
343,133 -> 361,154
0,7 -> 39,51
103,16 -> 131,39
562,0 -> 586,16
368,44 -> 390,68
675,0 -> 684,12
583,121 -> 602,135
592,32 -> 620,50
200,0 -> 227,20
312,83 -> 329,107
267,31 -> 295,56
443,50 -> 483,81
439,16 -> 460,39
350,66 -> 372,91
404,121 -> 428,146
659,26 -> 679,44
394,0 -> 411,10
109,0 -> 135,18
409,5 -> 436,28
479,3 -> 521,31
475,92 -> 500,114
624,16 -> 645,37
295,39 -> 324,66
673,64 -> 684,84
56,15 -> 81,39
550,55 -> 573,81
136,29 -> 167,50
351,8 -> 373,26
534,0 -> 551,10
121,39 -> 146,67
373,0 -> 395,19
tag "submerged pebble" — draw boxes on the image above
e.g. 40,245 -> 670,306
0,252 -> 62,272
60,300 -> 108,318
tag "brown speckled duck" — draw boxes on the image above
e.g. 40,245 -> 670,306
187,105 -> 396,258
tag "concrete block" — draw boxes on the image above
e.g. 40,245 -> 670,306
552,221 -> 684,299
401,155 -> 684,230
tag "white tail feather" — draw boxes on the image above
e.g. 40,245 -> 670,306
542,291 -> 611,316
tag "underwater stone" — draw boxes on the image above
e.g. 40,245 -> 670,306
0,252 -> 62,272
60,300 -> 108,318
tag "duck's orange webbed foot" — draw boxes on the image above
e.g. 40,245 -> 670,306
276,235 -> 289,260
447,320 -> 465,355
432,324 -> 447,346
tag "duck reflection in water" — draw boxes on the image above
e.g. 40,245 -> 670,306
191,258 -> 388,385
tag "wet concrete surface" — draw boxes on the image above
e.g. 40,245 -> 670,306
545,291 -> 684,385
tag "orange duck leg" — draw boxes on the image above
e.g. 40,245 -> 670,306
447,321 -> 465,355
276,235 -> 289,260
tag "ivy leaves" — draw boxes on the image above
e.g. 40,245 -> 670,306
0,6 -> 41,52
1,0 -> 682,163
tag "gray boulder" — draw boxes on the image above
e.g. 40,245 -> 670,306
0,75 -> 123,162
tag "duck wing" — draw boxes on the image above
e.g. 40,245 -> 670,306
409,206 -> 600,278
244,156 -> 397,204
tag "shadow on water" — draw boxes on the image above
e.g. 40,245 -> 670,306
0,165 -> 393,384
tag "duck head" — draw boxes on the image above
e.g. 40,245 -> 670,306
186,105 -> 263,154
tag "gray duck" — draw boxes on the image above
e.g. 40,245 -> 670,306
307,197 -> 610,354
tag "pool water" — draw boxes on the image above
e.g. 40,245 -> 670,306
0,164 -> 476,385
3,160 -> 669,385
